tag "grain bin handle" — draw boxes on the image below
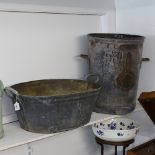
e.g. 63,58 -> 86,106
79,54 -> 91,73
5,87 -> 23,112
79,54 -> 90,64
141,58 -> 150,62
80,54 -> 89,60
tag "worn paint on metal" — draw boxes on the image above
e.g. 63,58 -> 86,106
87,33 -> 145,115
5,79 -> 101,133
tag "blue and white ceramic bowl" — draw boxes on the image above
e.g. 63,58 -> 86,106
92,117 -> 140,142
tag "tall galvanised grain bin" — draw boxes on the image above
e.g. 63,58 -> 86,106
87,33 -> 145,114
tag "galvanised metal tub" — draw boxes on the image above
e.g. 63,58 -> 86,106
5,79 -> 101,133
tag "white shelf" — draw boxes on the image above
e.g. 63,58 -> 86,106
0,103 -> 143,151
0,0 -> 115,15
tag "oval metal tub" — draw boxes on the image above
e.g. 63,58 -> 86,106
5,79 -> 101,133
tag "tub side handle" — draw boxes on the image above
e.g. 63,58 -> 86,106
4,87 -> 19,99
86,74 -> 101,85
5,87 -> 28,128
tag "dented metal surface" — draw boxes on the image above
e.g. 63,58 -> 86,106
5,79 -> 101,133
87,33 -> 145,114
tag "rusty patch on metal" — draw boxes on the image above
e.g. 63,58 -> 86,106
116,52 -> 136,91
87,33 -> 144,114
90,40 -> 96,48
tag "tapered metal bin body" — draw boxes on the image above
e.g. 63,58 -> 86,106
87,33 -> 145,114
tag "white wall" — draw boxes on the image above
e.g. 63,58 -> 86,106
0,12 -> 101,86
101,9 -> 116,33
115,0 -> 155,95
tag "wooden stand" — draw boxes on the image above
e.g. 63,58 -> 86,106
96,137 -> 134,155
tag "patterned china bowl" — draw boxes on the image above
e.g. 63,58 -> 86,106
92,117 -> 140,142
